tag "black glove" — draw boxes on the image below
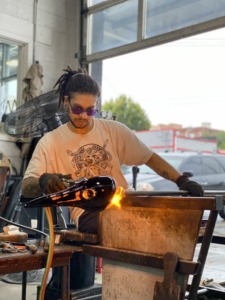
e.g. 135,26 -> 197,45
39,173 -> 72,194
176,175 -> 204,196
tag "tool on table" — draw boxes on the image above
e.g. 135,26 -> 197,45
153,252 -> 180,300
0,241 -> 27,253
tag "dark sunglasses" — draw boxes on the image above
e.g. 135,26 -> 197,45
68,102 -> 98,116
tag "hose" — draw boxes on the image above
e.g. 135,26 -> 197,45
39,207 -> 54,300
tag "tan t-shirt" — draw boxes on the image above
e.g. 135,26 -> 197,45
24,119 -> 153,189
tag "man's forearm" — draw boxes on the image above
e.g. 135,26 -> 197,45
22,177 -> 43,198
145,152 -> 181,182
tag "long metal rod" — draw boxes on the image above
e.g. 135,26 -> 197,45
124,190 -> 225,198
0,216 -> 47,237
124,190 -> 189,196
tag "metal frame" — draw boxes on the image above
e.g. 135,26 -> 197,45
81,0 -> 225,64
83,193 -> 223,300
87,0 -> 127,14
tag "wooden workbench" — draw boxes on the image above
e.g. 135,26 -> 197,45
0,244 -> 82,300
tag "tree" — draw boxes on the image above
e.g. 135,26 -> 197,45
102,94 -> 151,130
203,131 -> 225,149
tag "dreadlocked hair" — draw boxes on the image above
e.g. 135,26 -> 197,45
53,66 -> 100,109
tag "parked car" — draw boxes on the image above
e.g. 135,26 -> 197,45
122,152 -> 225,219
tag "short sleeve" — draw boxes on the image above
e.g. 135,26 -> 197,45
116,123 -> 153,166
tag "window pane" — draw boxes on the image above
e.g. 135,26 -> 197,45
0,85 -> 6,121
0,43 -> 2,80
145,0 -> 225,39
4,44 -> 18,77
202,157 -> 223,175
88,0 -> 138,54
4,80 -> 17,114
181,157 -> 203,176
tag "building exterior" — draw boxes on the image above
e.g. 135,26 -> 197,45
135,128 -> 218,154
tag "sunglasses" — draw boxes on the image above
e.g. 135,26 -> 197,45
68,102 -> 98,116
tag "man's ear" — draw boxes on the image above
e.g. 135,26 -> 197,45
63,95 -> 69,107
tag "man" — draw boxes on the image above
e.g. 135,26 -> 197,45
22,66 -> 203,233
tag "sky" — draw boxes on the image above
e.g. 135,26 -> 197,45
101,27 -> 225,131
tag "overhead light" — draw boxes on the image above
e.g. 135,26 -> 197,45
6,59 -> 18,67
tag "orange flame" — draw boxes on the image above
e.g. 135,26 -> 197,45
110,187 -> 124,208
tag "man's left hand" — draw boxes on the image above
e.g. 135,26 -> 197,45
176,175 -> 204,196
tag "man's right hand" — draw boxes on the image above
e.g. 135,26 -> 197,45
39,173 -> 72,194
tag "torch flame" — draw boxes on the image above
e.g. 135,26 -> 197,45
110,187 -> 124,208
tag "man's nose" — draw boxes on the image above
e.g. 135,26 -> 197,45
80,111 -> 88,117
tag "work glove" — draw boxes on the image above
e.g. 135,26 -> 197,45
176,175 -> 204,196
39,173 -> 72,194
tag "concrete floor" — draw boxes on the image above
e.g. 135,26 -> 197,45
0,214 -> 224,300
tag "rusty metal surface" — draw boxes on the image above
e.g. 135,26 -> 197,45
121,195 -> 223,210
82,245 -> 200,275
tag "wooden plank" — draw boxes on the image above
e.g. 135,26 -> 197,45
100,206 -> 203,260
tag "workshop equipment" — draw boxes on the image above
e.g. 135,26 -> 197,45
83,192 -> 223,300
153,252 -> 180,300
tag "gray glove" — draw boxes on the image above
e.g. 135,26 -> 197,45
39,173 -> 72,194
176,175 -> 204,196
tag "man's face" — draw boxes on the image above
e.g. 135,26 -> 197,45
64,93 -> 98,133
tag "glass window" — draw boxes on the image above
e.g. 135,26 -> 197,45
216,156 -> 225,171
88,0 -> 139,54
181,156 -> 203,176
0,44 -> 2,80
4,80 -> 17,114
145,0 -> 225,39
0,42 -> 18,122
202,157 -> 224,175
4,44 -> 18,77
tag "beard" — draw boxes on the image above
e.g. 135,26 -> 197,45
68,115 -> 91,129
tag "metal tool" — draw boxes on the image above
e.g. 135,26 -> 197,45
153,252 -> 180,300
24,176 -> 116,212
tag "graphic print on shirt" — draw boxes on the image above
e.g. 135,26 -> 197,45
66,140 -> 113,178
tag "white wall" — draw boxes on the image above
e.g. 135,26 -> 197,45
35,0 -> 78,92
1,0 -> 79,94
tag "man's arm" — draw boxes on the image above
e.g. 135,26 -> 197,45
145,152 -> 181,182
145,152 -> 203,196
22,173 -> 73,197
21,177 -> 43,198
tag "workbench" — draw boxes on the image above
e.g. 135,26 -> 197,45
0,244 -> 82,300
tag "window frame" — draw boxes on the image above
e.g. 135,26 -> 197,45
82,0 -> 225,64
